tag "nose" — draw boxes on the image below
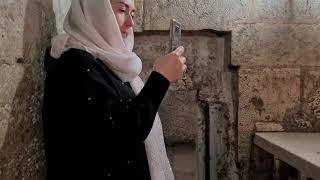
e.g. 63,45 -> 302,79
126,15 -> 134,27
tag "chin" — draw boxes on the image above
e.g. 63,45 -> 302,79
122,33 -> 129,39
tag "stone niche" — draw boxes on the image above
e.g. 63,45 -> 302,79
134,30 -> 237,180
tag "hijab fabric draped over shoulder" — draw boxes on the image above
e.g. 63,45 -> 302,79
50,1 -> 175,180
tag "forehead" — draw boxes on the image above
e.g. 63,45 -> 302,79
111,0 -> 136,8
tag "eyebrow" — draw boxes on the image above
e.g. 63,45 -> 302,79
118,1 -> 136,12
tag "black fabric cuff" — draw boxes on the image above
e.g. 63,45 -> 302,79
140,71 -> 170,105
149,71 -> 170,88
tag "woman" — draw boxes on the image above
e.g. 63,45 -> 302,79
42,0 -> 186,179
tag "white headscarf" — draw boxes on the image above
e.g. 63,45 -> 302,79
50,0 -> 175,180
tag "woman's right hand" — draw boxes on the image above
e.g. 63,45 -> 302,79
153,46 -> 187,83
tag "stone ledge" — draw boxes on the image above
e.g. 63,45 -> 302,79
254,132 -> 320,179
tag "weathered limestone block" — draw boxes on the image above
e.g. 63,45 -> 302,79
0,0 -> 55,179
238,67 -> 300,163
0,67 -> 24,149
143,0 -> 250,31
133,0 -> 144,32
294,0 -> 320,20
0,0 -> 27,149
281,68 -> 320,132
254,122 -> 284,132
302,68 -> 320,122
0,0 -> 25,62
232,24 -> 320,66
307,90 -> 320,129
302,68 -> 320,102
282,105 -> 316,131
255,0 -> 320,23
143,0 -> 320,31
160,90 -> 200,144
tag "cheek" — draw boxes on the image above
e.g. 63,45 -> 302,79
114,13 -> 125,29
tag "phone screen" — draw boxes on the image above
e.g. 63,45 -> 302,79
170,19 -> 182,51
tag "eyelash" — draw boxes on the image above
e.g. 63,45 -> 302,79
119,9 -> 135,18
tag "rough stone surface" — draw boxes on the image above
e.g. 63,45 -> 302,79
232,24 -> 320,66
133,0 -> 144,32
143,0 -> 320,31
302,68 -> 320,102
302,68 -> 320,129
281,68 -> 320,132
254,0 -> 320,23
209,102 -> 238,180
0,0 -> 25,62
134,32 -> 229,143
0,0 -> 55,179
143,0 -> 250,31
254,122 -> 284,132
134,31 -> 228,94
238,67 -> 300,173
160,90 -> 200,144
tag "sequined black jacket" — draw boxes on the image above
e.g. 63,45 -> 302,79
42,49 -> 170,180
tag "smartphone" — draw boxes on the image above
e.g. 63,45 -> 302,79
170,19 -> 182,51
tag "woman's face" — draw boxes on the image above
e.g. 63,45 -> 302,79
110,0 -> 136,39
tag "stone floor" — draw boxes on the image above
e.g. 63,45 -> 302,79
167,144 -> 196,180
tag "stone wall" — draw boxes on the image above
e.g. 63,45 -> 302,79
136,0 -> 320,179
141,0 -> 320,179
1,0 -> 320,179
0,0 -> 55,179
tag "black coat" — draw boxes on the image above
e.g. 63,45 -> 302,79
42,49 -> 170,180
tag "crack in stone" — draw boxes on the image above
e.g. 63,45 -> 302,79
0,60 -> 11,66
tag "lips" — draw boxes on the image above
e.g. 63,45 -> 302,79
121,31 -> 128,38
